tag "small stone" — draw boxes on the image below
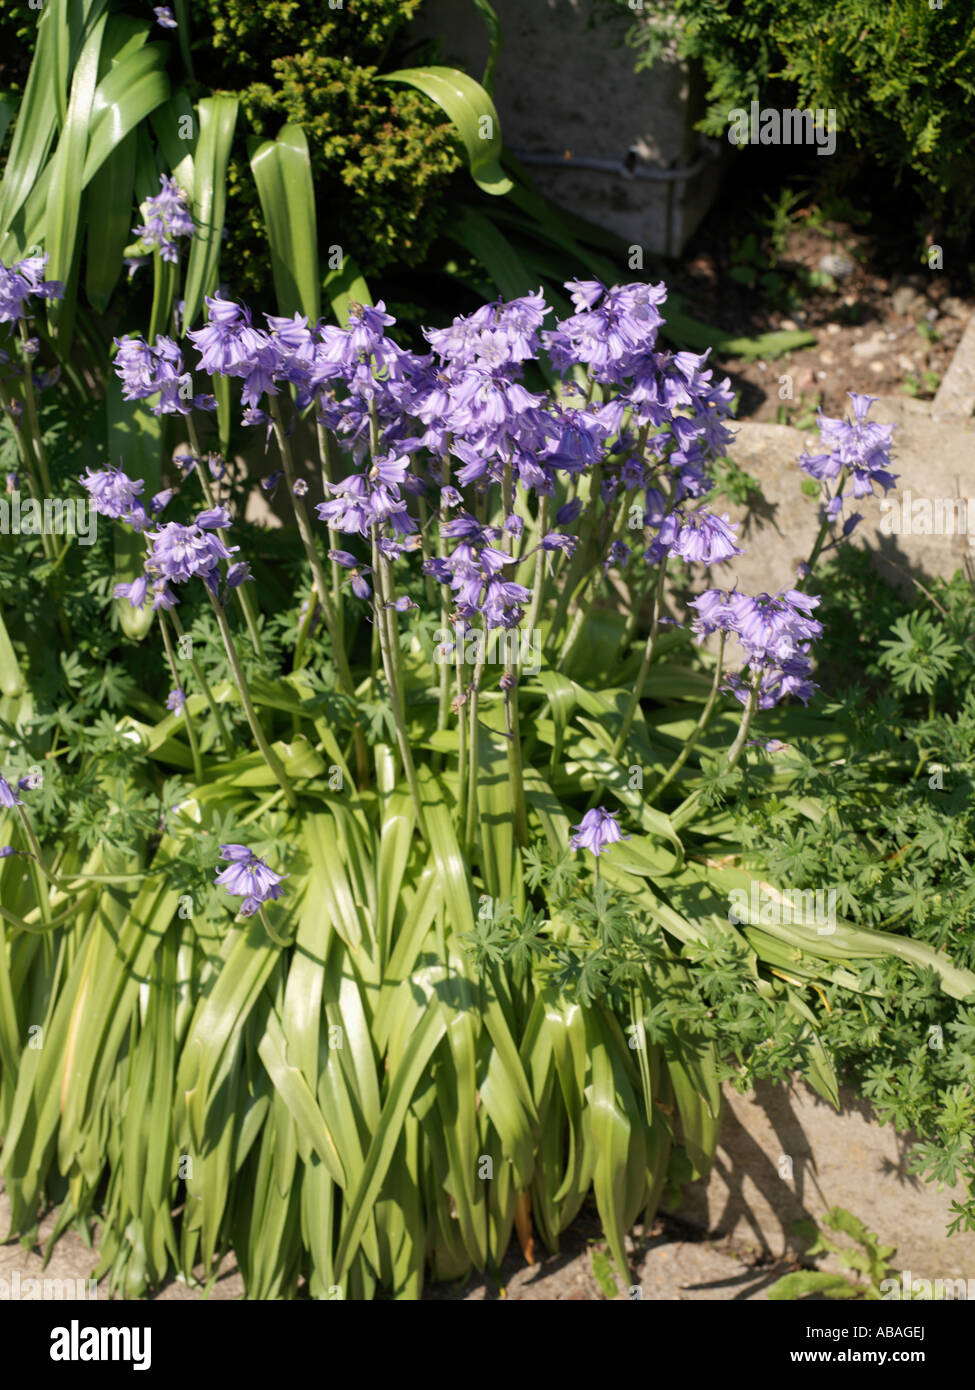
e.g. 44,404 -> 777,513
779,318 -> 798,331
869,360 -> 885,374
896,354 -> 915,372
892,285 -> 922,316
851,331 -> 888,360
826,322 -> 841,335
820,350 -> 836,366
818,252 -> 855,279
942,295 -> 969,318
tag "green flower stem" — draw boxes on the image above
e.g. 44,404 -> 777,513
315,422 -> 343,621
417,493 -> 438,611
184,414 -> 265,660
670,671 -> 761,833
291,587 -> 319,674
371,543 -> 428,842
522,493 -> 549,640
0,375 -> 57,567
619,561 -> 653,656
206,588 -> 299,811
159,612 -> 203,784
502,460 -> 529,846
545,462 -> 604,653
612,561 -> 669,757
455,634 -> 468,834
258,903 -> 292,948
800,467 -> 848,589
435,456 -> 454,738
2,889 -> 96,934
15,804 -> 67,892
270,398 -> 368,787
464,642 -> 488,855
646,633 -> 726,805
18,319 -> 55,497
169,608 -> 233,755
556,499 -> 631,673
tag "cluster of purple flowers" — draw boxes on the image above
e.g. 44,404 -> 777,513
689,587 -> 824,708
141,508 -> 242,597
799,392 -> 897,533
131,175 -> 194,265
78,277 -> 883,719
80,462 -> 177,537
113,334 -> 216,416
0,254 -> 64,324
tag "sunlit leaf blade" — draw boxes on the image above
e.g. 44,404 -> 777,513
84,129 -> 136,312
380,66 -> 512,195
248,123 -> 320,322
182,95 -> 238,329
323,251 -> 372,328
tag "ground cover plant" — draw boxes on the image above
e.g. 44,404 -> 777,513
1,201 -> 974,1297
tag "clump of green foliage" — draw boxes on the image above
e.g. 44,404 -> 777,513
734,551 -> 975,1234
768,1206 -> 903,1300
595,0 -> 975,241
191,0 -> 464,294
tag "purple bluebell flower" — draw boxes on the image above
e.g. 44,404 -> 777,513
540,531 -> 576,555
292,478 -> 309,496
113,334 -> 214,416
672,510 -> 742,566
555,498 -> 584,526
145,520 -> 237,590
688,587 -> 823,709
0,254 -> 64,322
166,688 -> 186,714
215,844 -> 289,915
132,175 -> 193,263
225,562 -> 252,590
195,506 -> 232,531
114,576 -> 149,608
329,550 -> 372,600
153,5 -> 177,26
799,393 -> 897,504
569,806 -> 631,857
543,280 -> 667,384
80,465 -> 147,526
0,773 -> 23,808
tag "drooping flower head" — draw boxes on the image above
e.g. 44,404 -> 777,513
144,512 -> 237,591
215,844 -> 289,917
0,773 -> 23,809
569,807 -> 631,857
80,465 -> 148,528
113,333 -> 216,416
132,175 -> 194,263
688,587 -> 823,708
0,254 -> 64,323
798,392 -> 897,533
